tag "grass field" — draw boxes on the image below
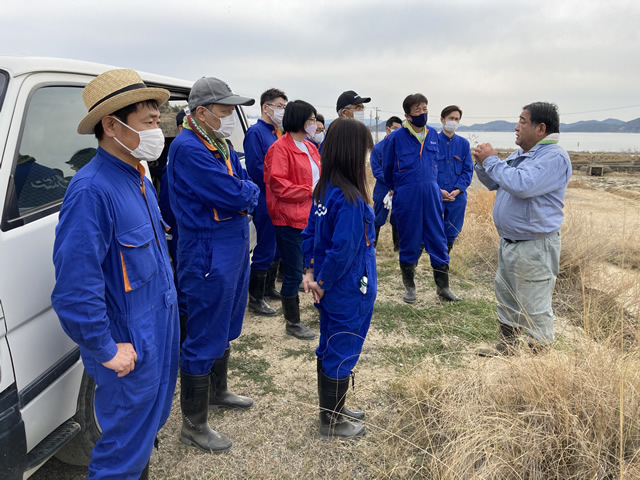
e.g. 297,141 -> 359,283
34,168 -> 640,479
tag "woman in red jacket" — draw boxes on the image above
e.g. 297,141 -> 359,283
264,100 -> 321,340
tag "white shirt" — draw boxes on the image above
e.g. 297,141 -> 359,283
294,139 -> 320,187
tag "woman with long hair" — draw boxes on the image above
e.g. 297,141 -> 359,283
302,117 -> 377,439
264,100 -> 321,340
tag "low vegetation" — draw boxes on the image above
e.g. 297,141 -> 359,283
35,172 -> 640,479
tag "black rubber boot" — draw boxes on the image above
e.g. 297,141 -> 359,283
209,347 -> 254,410
248,269 -> 277,316
138,460 -> 149,480
180,372 -> 232,453
433,264 -> 462,302
317,359 -> 364,421
318,369 -> 365,439
373,225 -> 381,248
447,241 -> 454,254
265,261 -> 282,299
282,295 -> 315,340
399,262 -> 417,304
392,225 -> 400,252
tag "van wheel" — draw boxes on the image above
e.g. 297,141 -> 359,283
55,371 -> 101,466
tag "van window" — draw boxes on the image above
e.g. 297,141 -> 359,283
6,85 -> 97,224
0,70 -> 8,112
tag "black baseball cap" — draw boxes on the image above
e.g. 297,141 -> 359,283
176,108 -> 186,127
336,90 -> 371,113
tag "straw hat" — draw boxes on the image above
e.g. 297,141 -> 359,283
77,69 -> 170,135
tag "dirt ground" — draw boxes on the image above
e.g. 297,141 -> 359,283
33,160 -> 640,479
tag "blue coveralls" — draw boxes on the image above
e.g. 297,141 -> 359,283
370,137 -> 397,228
243,119 -> 280,270
168,129 -> 259,375
308,138 -> 323,153
436,131 -> 474,243
158,169 -> 187,316
51,148 -> 179,480
382,126 -> 449,267
302,183 -> 377,379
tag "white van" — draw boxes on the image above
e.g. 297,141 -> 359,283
0,56 -> 254,479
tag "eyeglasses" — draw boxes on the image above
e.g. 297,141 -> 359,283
267,103 -> 287,109
307,117 -> 317,123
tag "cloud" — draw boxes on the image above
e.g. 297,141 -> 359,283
2,0 -> 639,122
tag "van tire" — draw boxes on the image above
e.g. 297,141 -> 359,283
55,371 -> 101,466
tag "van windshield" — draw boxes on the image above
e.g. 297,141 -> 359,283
0,70 -> 8,112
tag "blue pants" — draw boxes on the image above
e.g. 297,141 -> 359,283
274,226 -> 303,297
372,182 -> 397,228
443,193 -> 467,243
250,193 -> 278,270
166,230 -> 187,316
316,259 -> 376,379
394,182 -> 449,267
85,301 -> 179,479
178,221 -> 251,375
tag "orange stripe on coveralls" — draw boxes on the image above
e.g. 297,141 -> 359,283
212,208 -> 232,221
137,163 -> 146,194
199,140 -> 233,175
120,251 -> 132,292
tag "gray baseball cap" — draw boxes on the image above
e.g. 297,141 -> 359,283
188,77 -> 255,111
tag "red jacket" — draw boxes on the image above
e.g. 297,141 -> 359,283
264,133 -> 321,230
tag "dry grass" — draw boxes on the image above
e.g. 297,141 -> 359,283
384,342 -> 640,479
449,190 -> 499,280
376,179 -> 640,479
34,171 -> 640,479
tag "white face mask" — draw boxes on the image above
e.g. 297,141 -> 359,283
268,107 -> 285,127
205,109 -> 236,139
111,116 -> 165,162
305,123 -> 318,138
444,120 -> 459,133
313,131 -> 325,144
353,110 -> 365,123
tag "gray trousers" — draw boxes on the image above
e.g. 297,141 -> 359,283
495,233 -> 561,344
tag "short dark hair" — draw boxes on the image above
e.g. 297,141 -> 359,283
441,105 -> 462,120
260,88 -> 288,107
402,94 -> 428,115
314,118 -> 373,205
94,100 -> 159,140
176,108 -> 186,127
316,113 -> 325,126
282,100 -> 316,134
523,102 -> 560,134
386,116 -> 402,128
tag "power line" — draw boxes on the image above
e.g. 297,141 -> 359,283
561,104 -> 640,116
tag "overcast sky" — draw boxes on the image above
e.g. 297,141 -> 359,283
3,0 -> 639,125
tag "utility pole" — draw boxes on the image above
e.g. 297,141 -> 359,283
374,107 -> 381,143
369,110 -> 373,138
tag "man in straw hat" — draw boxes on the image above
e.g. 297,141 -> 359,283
51,69 -> 179,479
167,77 -> 259,453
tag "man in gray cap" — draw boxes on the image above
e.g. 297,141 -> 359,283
336,90 -> 371,122
167,77 -> 259,453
